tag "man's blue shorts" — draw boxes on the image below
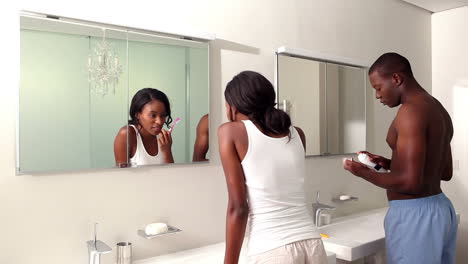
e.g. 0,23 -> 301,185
385,193 -> 458,264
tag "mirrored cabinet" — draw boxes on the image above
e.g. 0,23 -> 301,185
275,48 -> 367,156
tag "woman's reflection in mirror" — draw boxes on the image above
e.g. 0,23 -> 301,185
114,88 -> 174,167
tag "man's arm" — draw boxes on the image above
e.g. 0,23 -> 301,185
218,123 -> 248,264
193,114 -> 209,162
345,106 -> 427,194
442,144 -> 453,181
114,126 -> 131,167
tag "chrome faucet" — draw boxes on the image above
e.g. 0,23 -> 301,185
312,191 -> 335,227
87,223 -> 112,264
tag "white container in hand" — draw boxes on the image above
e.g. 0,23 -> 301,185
358,153 -> 388,173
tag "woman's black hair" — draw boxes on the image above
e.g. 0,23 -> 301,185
128,88 -> 172,128
225,71 -> 291,136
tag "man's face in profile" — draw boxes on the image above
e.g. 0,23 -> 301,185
369,71 -> 401,108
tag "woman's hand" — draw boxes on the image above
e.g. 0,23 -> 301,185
358,151 -> 391,170
158,129 -> 174,163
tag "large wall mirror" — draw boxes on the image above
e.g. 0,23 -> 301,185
18,13 -> 210,174
276,49 -> 366,156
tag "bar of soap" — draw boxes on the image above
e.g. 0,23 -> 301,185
339,195 -> 351,201
145,223 -> 169,236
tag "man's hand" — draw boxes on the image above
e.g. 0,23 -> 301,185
358,151 -> 391,170
343,158 -> 372,177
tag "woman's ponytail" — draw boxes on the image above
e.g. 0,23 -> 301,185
225,71 -> 291,137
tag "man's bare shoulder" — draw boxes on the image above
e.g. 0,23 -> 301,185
201,114 -> 209,122
199,114 -> 209,127
197,114 -> 209,133
394,103 -> 428,130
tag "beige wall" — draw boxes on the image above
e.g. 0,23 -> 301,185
432,6 -> 468,263
0,0 -> 431,263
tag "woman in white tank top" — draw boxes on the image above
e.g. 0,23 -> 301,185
114,88 -> 174,167
219,71 -> 327,264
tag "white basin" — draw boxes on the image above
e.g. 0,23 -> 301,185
135,241 -> 336,264
318,207 -> 387,261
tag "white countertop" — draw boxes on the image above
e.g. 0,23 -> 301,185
135,207 -> 460,263
135,241 -> 336,264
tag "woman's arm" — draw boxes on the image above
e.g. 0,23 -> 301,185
218,123 -> 249,264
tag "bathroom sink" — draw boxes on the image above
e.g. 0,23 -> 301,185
318,208 -> 387,261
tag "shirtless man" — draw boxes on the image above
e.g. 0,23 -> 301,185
343,53 -> 458,264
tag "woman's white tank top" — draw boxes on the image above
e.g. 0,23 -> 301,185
241,120 -> 319,256
129,125 -> 164,165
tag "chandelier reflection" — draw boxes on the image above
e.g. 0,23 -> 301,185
87,28 -> 123,97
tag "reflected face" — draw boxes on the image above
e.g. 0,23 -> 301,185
369,71 -> 401,108
137,99 -> 167,136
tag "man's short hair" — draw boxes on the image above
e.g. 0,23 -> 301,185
368,52 -> 413,78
